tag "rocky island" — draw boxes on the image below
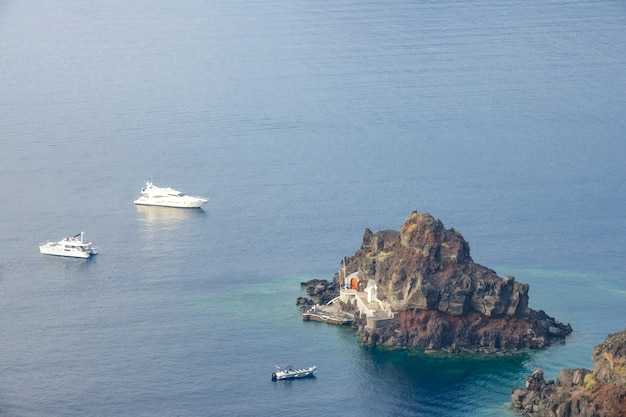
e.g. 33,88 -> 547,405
511,328 -> 626,416
300,211 -> 572,353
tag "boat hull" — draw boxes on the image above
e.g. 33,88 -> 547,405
39,246 -> 96,258
271,366 -> 317,381
134,197 -> 207,208
39,232 -> 97,258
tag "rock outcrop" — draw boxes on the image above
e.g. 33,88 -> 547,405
298,279 -> 338,307
356,212 -> 530,317
301,211 -> 572,352
511,328 -> 626,417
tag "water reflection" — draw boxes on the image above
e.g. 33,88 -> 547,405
39,254 -> 97,279
135,205 -> 208,251
135,205 -> 207,225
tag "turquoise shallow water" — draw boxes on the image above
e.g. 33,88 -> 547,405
1,0 -> 625,416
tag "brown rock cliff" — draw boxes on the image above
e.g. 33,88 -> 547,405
303,211 -> 572,352
511,328 -> 626,417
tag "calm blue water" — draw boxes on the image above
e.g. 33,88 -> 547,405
1,0 -> 625,416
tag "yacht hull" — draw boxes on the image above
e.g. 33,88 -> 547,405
134,197 -> 207,208
39,245 -> 96,258
39,232 -> 97,258
133,181 -> 208,208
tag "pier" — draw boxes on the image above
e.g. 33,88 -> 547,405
302,276 -> 396,329
302,298 -> 354,325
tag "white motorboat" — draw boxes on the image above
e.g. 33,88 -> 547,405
133,181 -> 208,208
39,232 -> 97,258
271,365 -> 317,381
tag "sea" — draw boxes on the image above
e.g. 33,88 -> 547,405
1,1 -> 625,416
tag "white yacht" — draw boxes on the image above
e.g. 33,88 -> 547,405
271,365 -> 317,381
133,181 -> 208,208
39,232 -> 97,258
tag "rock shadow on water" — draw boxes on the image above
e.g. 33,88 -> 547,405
363,346 -> 532,387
